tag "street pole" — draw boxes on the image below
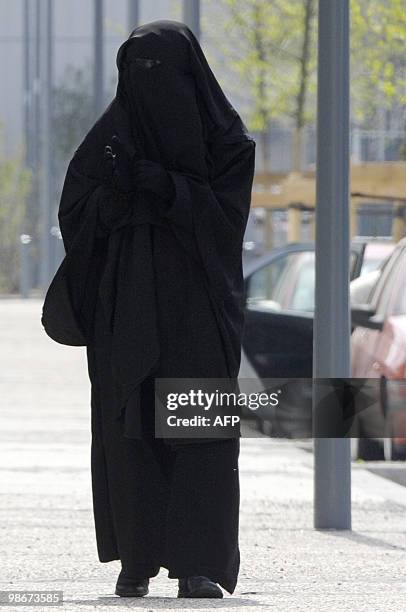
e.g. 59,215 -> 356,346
39,0 -> 53,291
23,0 -> 39,169
128,0 -> 140,32
23,0 -> 32,168
183,0 -> 200,40
93,0 -> 104,117
34,0 -> 41,175
22,1 -> 34,297
313,0 -> 352,529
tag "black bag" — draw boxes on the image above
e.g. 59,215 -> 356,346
41,253 -> 87,346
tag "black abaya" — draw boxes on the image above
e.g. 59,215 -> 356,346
88,290 -> 240,593
42,20 -> 255,594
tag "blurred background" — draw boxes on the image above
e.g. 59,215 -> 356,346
0,0 -> 405,297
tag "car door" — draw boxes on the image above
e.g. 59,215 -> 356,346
382,257 -> 406,449
369,252 -> 406,381
351,247 -> 405,379
351,246 -> 406,446
242,251 -> 314,379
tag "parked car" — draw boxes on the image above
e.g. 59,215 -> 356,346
239,239 -> 396,440
351,239 -> 406,460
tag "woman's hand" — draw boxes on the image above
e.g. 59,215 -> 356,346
102,145 -> 116,187
102,136 -> 174,200
103,135 -> 138,193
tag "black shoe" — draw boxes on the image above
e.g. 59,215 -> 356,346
178,576 -> 223,598
115,571 -> 149,598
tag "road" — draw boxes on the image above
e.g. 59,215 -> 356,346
1,299 -> 406,611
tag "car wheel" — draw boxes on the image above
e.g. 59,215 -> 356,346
357,436 -> 384,461
391,445 -> 406,461
384,437 -> 406,461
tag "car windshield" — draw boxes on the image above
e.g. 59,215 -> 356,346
289,259 -> 315,311
359,243 -> 395,276
247,248 -> 370,314
247,251 -> 316,312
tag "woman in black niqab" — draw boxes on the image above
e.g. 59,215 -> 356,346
42,20 -> 255,598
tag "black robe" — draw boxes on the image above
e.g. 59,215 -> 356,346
41,20 -> 255,593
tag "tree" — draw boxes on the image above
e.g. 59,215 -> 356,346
206,0 -> 406,170
350,0 -> 406,127
205,0 -> 317,171
292,0 -> 316,171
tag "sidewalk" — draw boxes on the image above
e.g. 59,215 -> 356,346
1,299 -> 406,611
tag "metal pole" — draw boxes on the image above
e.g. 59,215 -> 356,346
313,0 -> 351,529
93,0 -> 104,116
23,0 -> 32,167
19,235 -> 32,299
183,0 -> 200,40
22,1 -> 35,294
128,0 -> 140,32
34,0 -> 41,175
39,0 -> 53,291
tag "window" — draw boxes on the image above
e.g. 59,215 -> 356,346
246,251 -> 316,313
360,242 -> 395,277
371,247 -> 403,316
389,250 -> 406,316
393,284 -> 406,316
246,252 -> 300,311
290,259 -> 316,311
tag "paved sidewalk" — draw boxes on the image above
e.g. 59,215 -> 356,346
1,299 -> 406,611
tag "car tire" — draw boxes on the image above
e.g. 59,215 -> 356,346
357,436 -> 384,461
391,445 -> 406,461
384,437 -> 406,461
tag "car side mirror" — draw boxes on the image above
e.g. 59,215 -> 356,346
351,304 -> 384,331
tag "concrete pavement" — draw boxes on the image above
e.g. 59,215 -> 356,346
1,299 -> 406,611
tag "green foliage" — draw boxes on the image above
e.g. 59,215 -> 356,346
206,0 -> 317,131
207,0 -> 406,132
350,0 -> 406,124
0,131 -> 31,293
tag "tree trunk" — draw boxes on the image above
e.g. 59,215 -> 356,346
292,0 -> 315,172
292,126 -> 303,174
260,128 -> 269,172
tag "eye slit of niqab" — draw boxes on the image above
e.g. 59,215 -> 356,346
132,57 -> 162,69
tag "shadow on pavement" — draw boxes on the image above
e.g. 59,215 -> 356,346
317,528 -> 406,552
